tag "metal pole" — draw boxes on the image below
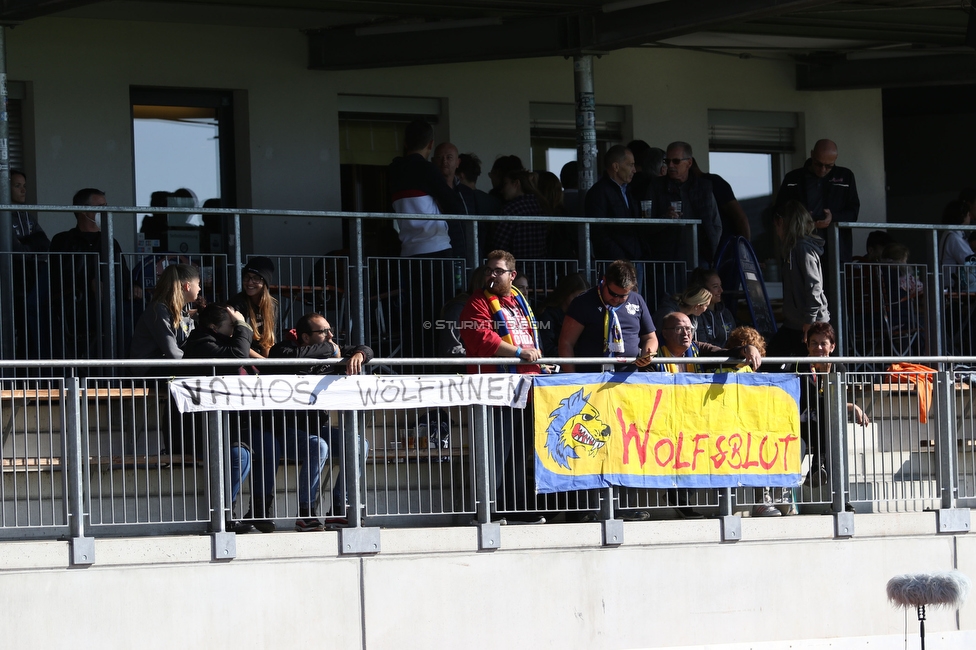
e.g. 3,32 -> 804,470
826,372 -> 849,514
830,225 -> 844,356
65,376 -> 94,565
349,216 -> 365,345
231,213 -> 243,295
935,370 -> 957,510
929,229 -> 944,359
573,54 -> 597,196
0,25 -> 13,363
208,410 -> 235,560
101,211 -> 118,359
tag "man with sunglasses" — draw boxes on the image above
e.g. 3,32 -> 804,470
460,250 -> 548,523
646,141 -> 724,267
254,313 -> 373,532
559,260 -> 657,373
775,139 -> 860,262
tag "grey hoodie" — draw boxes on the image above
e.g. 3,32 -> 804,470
782,235 -> 829,330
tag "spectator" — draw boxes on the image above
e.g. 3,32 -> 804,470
538,170 -> 577,259
559,260 -> 658,373
10,169 -> 49,252
128,263 -> 201,360
854,230 -> 894,263
491,170 -> 549,260
793,322 -> 869,511
457,153 -> 501,216
10,168 -> 50,360
767,200 -> 829,359
432,141 -> 474,259
388,119 -> 465,258
690,267 -> 736,347
560,160 -> 580,217
584,144 -> 642,261
537,272 -> 589,358
487,155 -> 524,205
775,138 -> 860,264
653,286 -> 711,344
229,257 -> 278,358
657,311 -> 762,518
252,312 -> 373,532
180,303 -> 255,533
689,157 -> 750,242
50,187 -> 134,360
459,249 -> 547,523
648,141 -> 723,265
882,242 -> 924,298
939,199 -> 973,268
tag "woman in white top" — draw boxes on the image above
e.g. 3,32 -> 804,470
939,199 -> 974,267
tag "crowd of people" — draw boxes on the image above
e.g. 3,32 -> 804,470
13,119 -> 970,524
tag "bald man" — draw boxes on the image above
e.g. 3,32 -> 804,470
775,139 -> 860,262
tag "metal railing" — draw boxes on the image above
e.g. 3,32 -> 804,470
1,356 -> 973,549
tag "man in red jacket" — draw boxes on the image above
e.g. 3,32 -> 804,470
460,250 -> 546,524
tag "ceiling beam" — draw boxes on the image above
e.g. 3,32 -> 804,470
796,52 -> 976,90
307,0 -> 842,70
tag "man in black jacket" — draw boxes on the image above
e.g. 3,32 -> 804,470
252,313 -> 373,531
584,144 -> 641,260
775,139 -> 860,263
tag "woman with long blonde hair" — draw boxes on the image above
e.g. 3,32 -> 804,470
768,199 -> 829,358
128,263 -> 201,359
230,257 -> 278,358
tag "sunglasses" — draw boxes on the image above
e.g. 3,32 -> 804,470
308,328 -> 333,335
666,157 -> 690,166
604,284 -> 629,299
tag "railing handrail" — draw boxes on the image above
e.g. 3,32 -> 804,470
0,203 -> 701,226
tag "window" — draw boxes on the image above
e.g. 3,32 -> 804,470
529,102 -> 629,174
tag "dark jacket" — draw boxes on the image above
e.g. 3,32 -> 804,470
775,161 -> 859,262
267,332 -> 374,375
648,174 -> 723,264
584,173 -> 642,260
181,322 -> 254,374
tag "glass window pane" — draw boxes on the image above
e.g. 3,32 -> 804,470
708,152 -> 772,200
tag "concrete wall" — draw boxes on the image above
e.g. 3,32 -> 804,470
0,514 -> 973,649
7,18 -> 885,257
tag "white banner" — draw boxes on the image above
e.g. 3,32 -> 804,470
169,373 -> 531,413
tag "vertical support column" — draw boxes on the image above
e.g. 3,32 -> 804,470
0,25 -> 13,363
209,410 -> 235,560
826,372 -> 854,537
101,211 -> 118,359
231,213 -> 243,295
574,55 -> 596,281
339,410 -> 380,554
65,376 -> 94,565
929,229 -> 944,357
599,487 -> 623,547
935,370 -> 970,532
829,225 -> 845,356
349,216 -> 365,346
472,404 -> 499,549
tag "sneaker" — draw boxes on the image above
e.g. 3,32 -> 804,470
752,504 -> 782,517
295,517 -> 325,532
773,488 -> 797,516
675,507 -> 705,519
508,515 -> 546,525
621,510 -> 651,521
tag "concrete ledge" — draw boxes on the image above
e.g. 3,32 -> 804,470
96,535 -> 212,566
0,540 -> 69,570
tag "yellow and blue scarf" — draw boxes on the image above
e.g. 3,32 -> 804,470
597,281 -> 626,356
659,343 -> 702,373
485,287 -> 540,372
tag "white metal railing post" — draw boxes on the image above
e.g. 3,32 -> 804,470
208,410 -> 235,560
827,371 -> 854,537
929,229 -> 944,358
338,410 -> 380,554
471,404 -> 499,549
65,376 -> 94,565
934,369 -> 971,532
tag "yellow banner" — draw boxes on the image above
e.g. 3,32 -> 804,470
532,372 -> 801,492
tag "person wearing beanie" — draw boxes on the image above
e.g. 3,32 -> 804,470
229,256 -> 279,358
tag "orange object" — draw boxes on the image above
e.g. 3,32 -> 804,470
887,362 -> 936,424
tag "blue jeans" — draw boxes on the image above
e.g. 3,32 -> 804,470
254,428 -> 329,507
229,445 -> 250,503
